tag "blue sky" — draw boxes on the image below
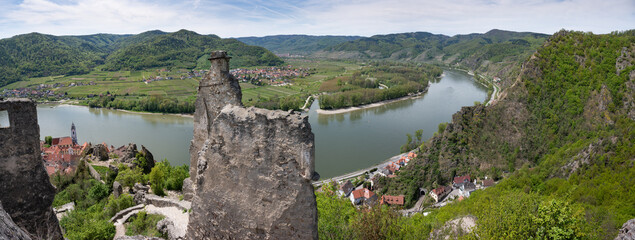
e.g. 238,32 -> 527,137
0,0 -> 633,39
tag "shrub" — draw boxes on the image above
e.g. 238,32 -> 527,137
115,165 -> 145,188
125,211 -> 165,238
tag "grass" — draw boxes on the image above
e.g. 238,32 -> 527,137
3,59 -> 364,110
91,165 -> 110,179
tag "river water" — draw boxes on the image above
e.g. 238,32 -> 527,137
31,70 -> 487,179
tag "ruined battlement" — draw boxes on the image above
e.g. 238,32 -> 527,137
0,98 -> 63,239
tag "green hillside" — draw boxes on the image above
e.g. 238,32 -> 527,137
104,30 -> 283,70
236,35 -> 362,55
361,30 -> 635,239
0,33 -> 110,86
0,30 -> 283,87
318,29 -> 549,87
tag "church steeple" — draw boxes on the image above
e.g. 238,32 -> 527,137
71,122 -> 77,145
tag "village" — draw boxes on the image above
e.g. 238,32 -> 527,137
230,65 -> 311,86
319,152 -> 497,215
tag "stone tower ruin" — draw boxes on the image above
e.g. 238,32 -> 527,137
0,98 -> 63,239
186,51 -> 319,239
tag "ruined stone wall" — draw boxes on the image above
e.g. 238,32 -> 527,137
0,98 -> 63,240
186,51 -> 318,239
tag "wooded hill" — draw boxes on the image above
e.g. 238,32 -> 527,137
0,30 -> 283,87
236,35 -> 362,55
238,30 -> 550,88
370,30 -> 635,239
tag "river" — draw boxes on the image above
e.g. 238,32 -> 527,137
29,70 -> 487,179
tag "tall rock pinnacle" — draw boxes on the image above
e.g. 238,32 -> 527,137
186,51 -> 318,239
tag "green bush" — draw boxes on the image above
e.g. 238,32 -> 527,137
149,166 -> 166,196
115,165 -> 145,188
103,194 -> 136,219
125,211 -> 166,238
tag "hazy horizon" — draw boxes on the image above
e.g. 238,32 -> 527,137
0,0 -> 633,39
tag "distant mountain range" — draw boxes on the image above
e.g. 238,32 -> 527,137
0,30 -> 283,87
236,30 -> 550,86
0,29 -> 549,88
235,35 -> 362,55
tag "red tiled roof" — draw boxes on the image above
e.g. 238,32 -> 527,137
453,175 -> 471,185
380,195 -> 405,205
58,137 -> 73,146
351,188 -> 375,199
432,186 -> 450,196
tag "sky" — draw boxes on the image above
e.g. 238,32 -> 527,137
0,0 -> 633,39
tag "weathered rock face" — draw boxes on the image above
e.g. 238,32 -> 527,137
0,99 -> 63,239
189,50 -> 243,179
186,51 -> 318,239
615,218 -> 635,240
0,201 -> 32,240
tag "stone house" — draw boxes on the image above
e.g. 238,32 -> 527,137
350,188 -> 377,206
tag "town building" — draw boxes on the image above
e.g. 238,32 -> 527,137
430,185 -> 451,203
41,124 -> 87,175
338,180 -> 355,197
453,175 -> 471,188
380,195 -> 405,206
350,188 -> 377,206
460,182 -> 477,197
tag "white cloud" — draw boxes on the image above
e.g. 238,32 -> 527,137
0,0 -> 633,39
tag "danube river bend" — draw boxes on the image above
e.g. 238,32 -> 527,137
31,70 -> 487,179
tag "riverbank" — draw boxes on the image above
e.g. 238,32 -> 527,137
316,87 -> 429,115
38,102 -> 194,119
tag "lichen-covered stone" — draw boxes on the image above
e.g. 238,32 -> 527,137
0,98 -> 63,239
185,52 -> 318,239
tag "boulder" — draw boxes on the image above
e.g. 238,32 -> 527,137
113,181 -> 123,198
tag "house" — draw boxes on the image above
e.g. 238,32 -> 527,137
430,186 -> 451,203
338,180 -> 355,197
453,175 -> 471,188
385,162 -> 400,174
460,182 -> 476,197
350,188 -> 377,206
483,179 -> 495,187
380,195 -> 405,206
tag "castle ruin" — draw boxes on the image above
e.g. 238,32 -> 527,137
0,98 -> 63,239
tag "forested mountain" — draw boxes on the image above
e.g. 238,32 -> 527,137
367,30 -> 635,239
316,29 -> 550,87
103,30 -> 282,70
236,35 -> 362,55
0,30 -> 283,87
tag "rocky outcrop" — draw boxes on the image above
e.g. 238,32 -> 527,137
83,143 -> 109,161
116,143 -> 156,173
0,98 -> 63,240
0,201 -> 32,240
186,51 -> 318,239
615,218 -> 635,240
